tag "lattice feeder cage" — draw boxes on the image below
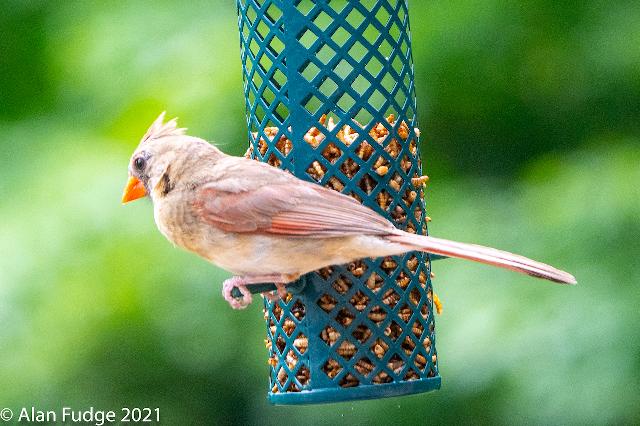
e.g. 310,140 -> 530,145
237,0 -> 440,404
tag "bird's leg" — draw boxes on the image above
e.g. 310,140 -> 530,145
222,274 -> 300,309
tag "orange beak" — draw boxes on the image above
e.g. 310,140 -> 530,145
121,176 -> 147,204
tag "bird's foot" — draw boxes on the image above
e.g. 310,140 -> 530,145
223,274 -> 300,308
261,282 -> 288,303
222,276 -> 252,310
275,282 -> 288,299
261,291 -> 279,302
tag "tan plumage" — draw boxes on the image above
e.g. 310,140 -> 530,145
123,114 -> 576,309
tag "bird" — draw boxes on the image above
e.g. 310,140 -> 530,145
122,113 -> 576,309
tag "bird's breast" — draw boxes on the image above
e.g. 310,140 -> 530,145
154,196 -> 218,257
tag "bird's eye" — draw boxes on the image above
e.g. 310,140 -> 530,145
134,157 -> 146,171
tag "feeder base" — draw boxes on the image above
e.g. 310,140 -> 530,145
267,376 -> 441,405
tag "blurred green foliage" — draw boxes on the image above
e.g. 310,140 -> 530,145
0,1 -> 638,424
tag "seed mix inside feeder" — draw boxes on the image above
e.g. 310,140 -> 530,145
237,0 -> 440,404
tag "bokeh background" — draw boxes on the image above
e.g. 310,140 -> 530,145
1,0 -> 638,424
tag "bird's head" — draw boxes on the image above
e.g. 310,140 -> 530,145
121,112 -> 220,203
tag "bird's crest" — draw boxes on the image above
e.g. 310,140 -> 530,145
141,111 -> 187,144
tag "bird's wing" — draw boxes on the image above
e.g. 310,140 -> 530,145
193,157 -> 396,237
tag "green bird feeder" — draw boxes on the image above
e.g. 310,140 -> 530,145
236,0 -> 440,404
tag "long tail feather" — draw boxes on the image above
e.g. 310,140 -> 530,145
387,232 -> 576,285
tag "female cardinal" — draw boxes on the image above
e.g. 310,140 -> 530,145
122,113 -> 576,309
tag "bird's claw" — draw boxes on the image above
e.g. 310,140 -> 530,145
222,276 -> 252,309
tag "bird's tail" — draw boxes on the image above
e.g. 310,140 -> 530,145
386,232 -> 576,285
